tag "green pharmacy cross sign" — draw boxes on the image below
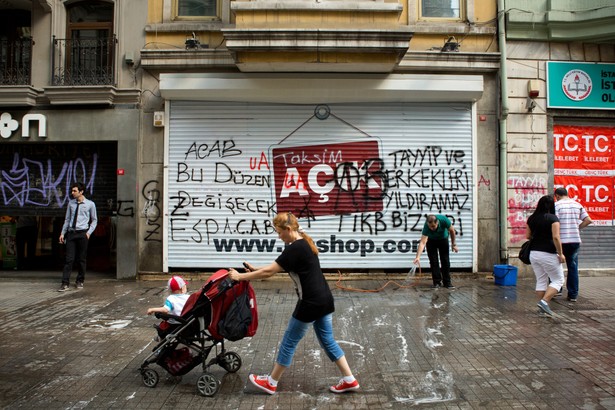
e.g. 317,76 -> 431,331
547,61 -> 615,110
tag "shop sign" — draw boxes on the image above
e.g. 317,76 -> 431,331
272,140 -> 384,217
547,61 -> 615,110
554,124 -> 615,226
0,112 -> 47,139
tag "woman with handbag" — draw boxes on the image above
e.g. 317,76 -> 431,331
526,195 -> 565,316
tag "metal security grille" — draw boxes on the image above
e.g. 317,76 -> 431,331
166,102 -> 474,270
579,227 -> 615,268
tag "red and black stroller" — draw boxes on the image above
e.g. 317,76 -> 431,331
140,269 -> 258,396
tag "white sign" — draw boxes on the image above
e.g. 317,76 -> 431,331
0,112 -> 47,139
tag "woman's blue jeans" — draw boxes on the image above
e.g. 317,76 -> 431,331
276,314 -> 345,368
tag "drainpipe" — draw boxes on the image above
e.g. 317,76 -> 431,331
498,0 -> 509,260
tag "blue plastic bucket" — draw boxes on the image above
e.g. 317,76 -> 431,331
493,265 -> 518,286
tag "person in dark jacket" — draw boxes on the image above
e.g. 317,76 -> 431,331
526,195 -> 565,316
228,212 -> 359,395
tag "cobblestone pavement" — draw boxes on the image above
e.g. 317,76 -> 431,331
0,271 -> 614,409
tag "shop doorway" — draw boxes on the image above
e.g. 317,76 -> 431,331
0,141 -> 118,274
0,215 -> 116,273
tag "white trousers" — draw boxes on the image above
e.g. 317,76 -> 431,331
530,250 -> 565,292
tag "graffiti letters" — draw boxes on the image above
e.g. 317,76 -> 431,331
142,180 -> 161,242
249,152 -> 270,170
1,152 -> 96,207
170,216 -> 274,245
388,146 -> 465,168
214,163 -> 271,186
168,137 -> 469,259
478,174 -> 491,189
507,175 -> 547,243
184,140 -> 241,160
116,200 -> 134,217
170,190 -> 276,217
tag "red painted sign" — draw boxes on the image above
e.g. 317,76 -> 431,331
554,125 -> 615,224
271,140 -> 384,217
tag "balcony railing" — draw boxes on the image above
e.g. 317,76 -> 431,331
0,37 -> 33,85
52,35 -> 117,86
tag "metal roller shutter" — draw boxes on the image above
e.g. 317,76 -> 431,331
166,102 -> 474,270
579,227 -> 615,268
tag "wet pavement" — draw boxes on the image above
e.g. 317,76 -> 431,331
0,270 -> 614,409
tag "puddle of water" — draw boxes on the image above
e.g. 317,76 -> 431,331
395,369 -> 455,405
396,305 -> 456,405
82,319 -> 132,329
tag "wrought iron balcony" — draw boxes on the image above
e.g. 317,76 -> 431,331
0,37 -> 33,85
52,35 -> 117,86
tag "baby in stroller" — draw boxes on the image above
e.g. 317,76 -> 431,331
147,276 -> 190,338
140,269 -> 258,397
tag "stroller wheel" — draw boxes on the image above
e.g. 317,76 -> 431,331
197,372 -> 220,397
219,351 -> 242,373
141,368 -> 159,388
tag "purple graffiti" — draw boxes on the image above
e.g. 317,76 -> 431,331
1,152 -> 97,208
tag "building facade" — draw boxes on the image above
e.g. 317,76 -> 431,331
0,0 -> 145,277
2,0 -> 510,277
3,1 -> 612,278
139,0 -> 500,275
502,0 -> 615,274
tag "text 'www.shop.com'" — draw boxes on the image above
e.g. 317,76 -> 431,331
213,236 -> 420,257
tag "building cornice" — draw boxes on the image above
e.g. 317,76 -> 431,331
139,47 -> 501,73
140,49 -> 236,70
222,28 -> 413,72
0,86 -> 44,107
399,51 -> 501,73
43,86 -> 141,106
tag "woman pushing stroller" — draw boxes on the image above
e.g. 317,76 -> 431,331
228,212 -> 359,395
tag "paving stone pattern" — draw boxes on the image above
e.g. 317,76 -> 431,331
0,273 -> 613,409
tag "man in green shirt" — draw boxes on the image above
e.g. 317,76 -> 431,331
413,214 -> 458,289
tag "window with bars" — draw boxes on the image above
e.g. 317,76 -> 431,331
0,10 -> 32,85
53,1 -> 115,86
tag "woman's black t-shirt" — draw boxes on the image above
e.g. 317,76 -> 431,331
527,213 -> 559,254
275,239 -> 335,323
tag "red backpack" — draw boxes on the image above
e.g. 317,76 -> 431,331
206,269 -> 258,341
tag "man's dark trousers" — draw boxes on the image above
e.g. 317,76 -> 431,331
62,231 -> 88,285
426,237 -> 451,286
